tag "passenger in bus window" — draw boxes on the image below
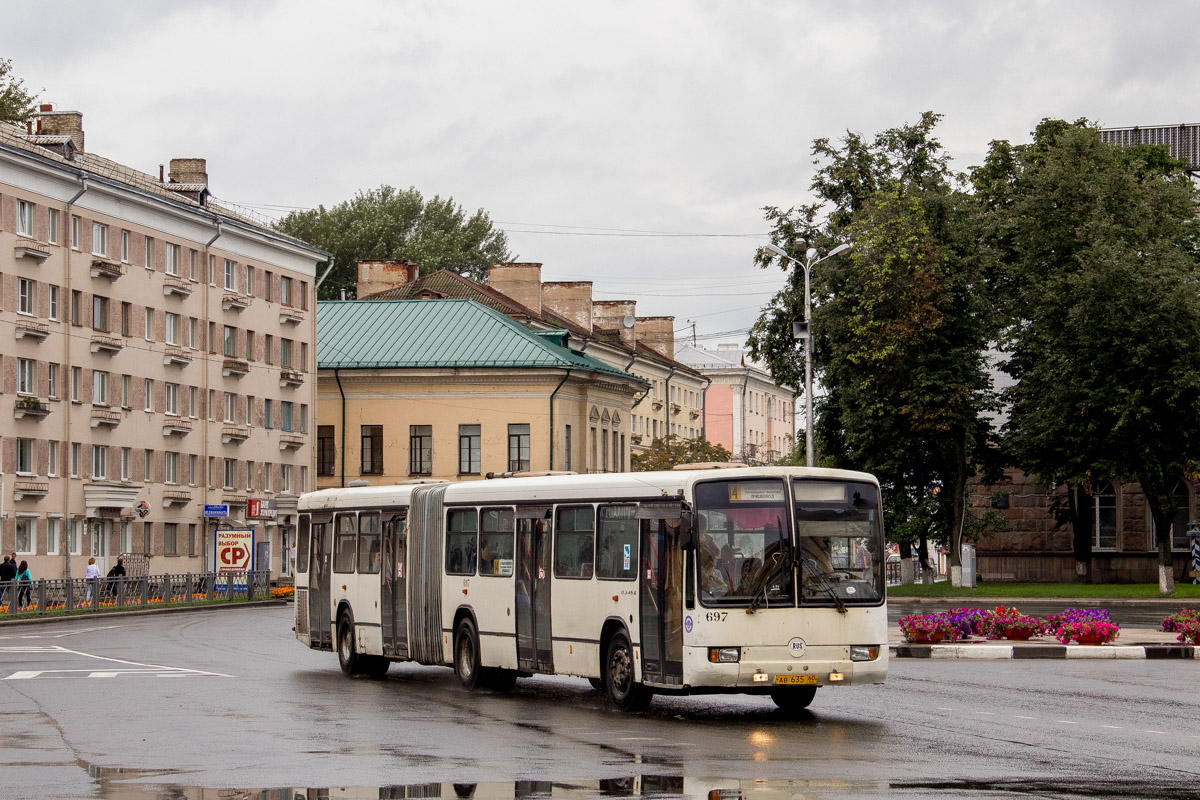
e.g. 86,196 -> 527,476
700,537 -> 729,599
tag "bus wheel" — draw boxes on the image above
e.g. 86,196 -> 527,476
455,617 -> 484,691
770,686 -> 817,713
361,656 -> 391,679
605,631 -> 652,712
488,668 -> 518,694
587,677 -> 603,691
337,613 -> 361,676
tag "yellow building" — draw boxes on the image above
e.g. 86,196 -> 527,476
316,299 -> 647,486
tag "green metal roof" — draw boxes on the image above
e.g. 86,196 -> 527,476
317,299 -> 647,384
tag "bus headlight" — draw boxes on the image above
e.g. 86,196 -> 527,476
708,647 -> 740,663
850,645 -> 879,662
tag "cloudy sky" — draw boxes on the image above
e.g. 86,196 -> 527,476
7,1 -> 1197,349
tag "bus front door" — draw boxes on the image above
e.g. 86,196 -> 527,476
381,514 -> 408,659
308,518 -> 333,649
639,518 -> 683,685
515,512 -> 553,673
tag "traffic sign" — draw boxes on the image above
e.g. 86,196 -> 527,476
135,500 -> 151,519
204,504 -> 229,518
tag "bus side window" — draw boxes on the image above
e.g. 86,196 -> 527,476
357,512 -> 381,574
554,506 -> 594,579
446,509 -> 478,576
597,504 -> 638,581
333,513 -> 357,574
296,515 -> 311,574
479,507 -> 514,576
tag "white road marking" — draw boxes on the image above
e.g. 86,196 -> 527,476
0,645 -> 231,680
54,625 -> 120,638
618,737 -> 662,741
1103,725 -> 1122,729
1140,730 -> 1168,735
975,711 -> 996,715
1057,721 -> 1079,724
1013,715 -> 1036,720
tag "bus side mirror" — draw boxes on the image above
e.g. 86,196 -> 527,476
679,511 -> 695,550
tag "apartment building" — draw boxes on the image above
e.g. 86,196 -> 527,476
357,261 -> 708,455
675,343 -> 796,464
316,298 -> 646,485
0,108 -> 327,580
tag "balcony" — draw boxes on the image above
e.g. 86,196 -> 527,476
223,494 -> 248,511
163,490 -> 192,508
652,400 -> 664,411
279,434 -> 304,451
690,410 -> 700,419
14,238 -> 50,262
222,426 -> 250,444
222,293 -> 250,312
13,480 -> 49,501
222,359 -> 249,378
90,408 -> 121,428
163,347 -> 192,367
162,419 -> 193,437
279,308 -> 305,326
90,259 -> 124,281
671,403 -> 682,416
15,320 -> 50,341
279,368 -> 304,388
163,278 -> 193,299
90,334 -> 123,354
13,397 -> 49,420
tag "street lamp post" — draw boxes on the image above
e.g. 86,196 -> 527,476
763,241 -> 853,468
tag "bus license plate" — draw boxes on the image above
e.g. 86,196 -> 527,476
774,674 -> 817,685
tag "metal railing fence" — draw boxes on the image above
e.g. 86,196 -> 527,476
0,570 -> 271,618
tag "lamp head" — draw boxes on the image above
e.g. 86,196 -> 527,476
806,247 -> 818,262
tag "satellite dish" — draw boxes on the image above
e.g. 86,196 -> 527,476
622,315 -> 636,329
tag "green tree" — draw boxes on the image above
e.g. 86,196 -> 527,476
0,58 -> 39,123
989,120 -> 1200,594
631,435 -> 733,472
749,113 -> 1001,582
276,185 -> 512,300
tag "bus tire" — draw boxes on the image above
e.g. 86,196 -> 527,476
604,631 -> 652,712
454,617 -> 485,691
770,685 -> 817,713
488,668 -> 518,694
361,655 -> 391,679
587,677 -> 603,691
337,612 -> 361,676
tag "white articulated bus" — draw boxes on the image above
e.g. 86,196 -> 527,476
293,466 -> 887,712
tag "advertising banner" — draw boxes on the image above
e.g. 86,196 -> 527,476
213,528 -> 255,592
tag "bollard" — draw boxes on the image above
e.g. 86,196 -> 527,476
1188,522 -> 1200,585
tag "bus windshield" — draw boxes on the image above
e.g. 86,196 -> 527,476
793,479 -> 884,605
695,479 -> 792,607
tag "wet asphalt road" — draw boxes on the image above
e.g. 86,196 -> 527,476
0,605 -> 1197,800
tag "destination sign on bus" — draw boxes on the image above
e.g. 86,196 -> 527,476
728,483 -> 786,503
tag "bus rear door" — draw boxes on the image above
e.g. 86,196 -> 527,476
308,513 -> 333,649
515,507 -> 553,673
638,504 -> 684,685
381,512 -> 408,659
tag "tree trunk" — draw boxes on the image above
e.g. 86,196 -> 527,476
917,534 -> 934,585
1138,474 -> 1176,596
898,540 -> 914,584
949,443 -> 968,587
1068,483 -> 1093,584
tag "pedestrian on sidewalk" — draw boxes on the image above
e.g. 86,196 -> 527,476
105,558 -> 126,598
15,561 -> 31,608
84,557 -> 101,602
0,555 -> 15,606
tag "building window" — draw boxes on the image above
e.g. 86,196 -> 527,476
208,255 -> 216,285
71,366 -> 81,402
92,445 -> 107,479
564,425 -> 572,472
224,259 -> 237,291
70,215 -> 79,249
92,295 -> 108,331
409,425 -> 432,475
144,449 -> 153,482
245,330 -> 255,361
144,236 -> 155,269
120,230 -> 130,263
189,454 -> 197,486
189,250 -> 198,281
1091,483 -> 1118,550
70,290 -> 81,326
48,208 -> 58,244
281,275 -> 293,306
165,382 -> 178,415
265,334 -> 274,364
165,523 -> 178,556
143,522 -> 153,555
246,460 -> 255,491
47,518 -> 60,556
246,395 -> 254,427
165,312 -> 180,345
458,424 -> 481,475
48,285 -> 59,320
264,271 -> 273,301
92,222 -> 108,257
165,451 -> 178,484
224,392 -> 235,423
48,441 -> 58,477
165,243 -> 180,276
48,363 -> 58,399
246,265 -> 255,296
189,317 -> 197,349
92,370 -> 108,406
121,447 -> 131,481
16,358 -> 34,396
281,401 -> 293,432
299,403 -> 308,433
1155,478 -> 1193,551
508,424 -> 531,473
189,386 -> 198,418
280,338 -> 292,368
361,425 -> 383,474
281,464 -> 293,494
144,379 -> 153,412
264,399 -> 272,429
223,325 -> 236,357
121,374 -> 131,408
145,307 -> 154,340
263,462 -> 272,492
17,278 -> 34,315
70,443 -> 80,477
223,458 -> 236,489
318,425 -> 336,476
16,438 -> 33,474
15,518 -> 35,555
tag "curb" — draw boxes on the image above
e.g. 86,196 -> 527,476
0,599 -> 288,627
890,643 -> 1196,660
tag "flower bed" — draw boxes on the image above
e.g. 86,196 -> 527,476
980,605 -> 1047,640
271,586 -> 295,599
1054,619 -> 1120,645
899,605 -> 1127,644
1161,608 -> 1200,643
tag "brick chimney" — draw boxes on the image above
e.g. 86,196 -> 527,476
168,158 -> 208,187
37,107 -> 84,152
357,260 -> 420,298
636,316 -> 675,361
542,281 -> 594,332
592,300 -> 638,347
487,263 -> 542,315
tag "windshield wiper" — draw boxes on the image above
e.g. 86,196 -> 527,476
801,557 -> 848,614
745,550 -> 791,614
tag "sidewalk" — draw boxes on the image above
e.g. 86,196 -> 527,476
888,624 -> 1196,660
